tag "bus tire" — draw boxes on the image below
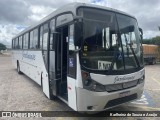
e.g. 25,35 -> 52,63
49,83 -> 56,100
50,93 -> 56,100
50,82 -> 57,100
17,61 -> 22,74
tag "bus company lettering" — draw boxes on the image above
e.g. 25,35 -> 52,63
114,76 -> 135,83
23,53 -> 36,60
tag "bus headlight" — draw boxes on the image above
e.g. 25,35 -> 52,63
81,71 -> 106,92
91,80 -> 106,92
138,75 -> 145,84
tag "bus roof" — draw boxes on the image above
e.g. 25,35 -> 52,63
13,2 -> 136,39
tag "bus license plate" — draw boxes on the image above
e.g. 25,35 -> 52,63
119,91 -> 130,97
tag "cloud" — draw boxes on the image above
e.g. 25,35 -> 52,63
0,0 -> 32,25
0,0 -> 93,45
26,0 -> 70,8
107,0 -> 160,38
0,24 -> 25,47
0,24 -> 24,39
28,5 -> 55,22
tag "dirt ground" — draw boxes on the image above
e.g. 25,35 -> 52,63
0,55 -> 160,120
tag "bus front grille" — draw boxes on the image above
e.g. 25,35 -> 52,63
104,94 -> 137,109
105,80 -> 138,92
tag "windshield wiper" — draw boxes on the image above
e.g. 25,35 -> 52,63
107,37 -> 121,74
107,49 -> 118,74
128,43 -> 140,68
124,34 -> 140,68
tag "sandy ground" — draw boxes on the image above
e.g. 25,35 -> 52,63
0,56 -> 160,120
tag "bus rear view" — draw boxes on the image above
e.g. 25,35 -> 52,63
75,7 -> 145,111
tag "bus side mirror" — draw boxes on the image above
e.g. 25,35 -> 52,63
74,22 -> 83,47
139,28 -> 143,40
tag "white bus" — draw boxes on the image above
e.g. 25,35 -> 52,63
12,3 -> 145,112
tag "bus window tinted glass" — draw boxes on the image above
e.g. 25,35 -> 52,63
69,24 -> 75,50
23,33 -> 29,49
26,33 -> 29,49
19,36 -> 22,49
43,23 -> 48,30
50,19 -> 55,31
30,29 -> 38,49
43,32 -> 48,50
33,28 -> 38,49
80,8 -> 124,70
117,14 -> 143,68
30,31 -> 34,49
56,14 -> 73,26
40,26 -> 43,49
15,38 -> 19,49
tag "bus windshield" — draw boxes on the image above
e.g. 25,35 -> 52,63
79,8 -> 143,72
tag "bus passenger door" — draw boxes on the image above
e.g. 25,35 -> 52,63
49,32 -> 60,97
56,26 -> 68,101
67,24 -> 77,110
42,29 -> 50,98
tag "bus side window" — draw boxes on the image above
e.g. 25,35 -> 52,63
33,28 -> 38,49
40,26 -> 43,49
43,23 -> 48,30
15,38 -> 19,49
42,23 -> 49,50
30,31 -> 34,49
56,14 -> 73,27
19,36 -> 22,49
69,24 -> 75,50
23,34 -> 26,49
102,27 -> 110,49
29,29 -> 38,49
12,39 -> 15,49
21,36 -> 23,49
50,19 -> 55,31
43,32 -> 48,50
50,19 -> 55,50
23,33 -> 28,49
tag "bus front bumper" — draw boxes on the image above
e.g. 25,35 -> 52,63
76,83 -> 144,112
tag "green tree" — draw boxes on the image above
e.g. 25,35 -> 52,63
142,36 -> 160,45
142,39 -> 152,44
151,36 -> 160,45
0,43 -> 7,51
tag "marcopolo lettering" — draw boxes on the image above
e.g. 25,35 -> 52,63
114,76 -> 135,83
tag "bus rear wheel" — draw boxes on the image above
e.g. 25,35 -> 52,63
17,61 -> 22,74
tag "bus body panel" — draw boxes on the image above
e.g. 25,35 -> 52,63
75,53 -> 83,89
76,83 -> 144,111
12,50 -> 50,98
67,53 -> 83,111
90,68 -> 145,85
67,77 -> 77,110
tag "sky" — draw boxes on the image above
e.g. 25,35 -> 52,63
0,0 -> 160,45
